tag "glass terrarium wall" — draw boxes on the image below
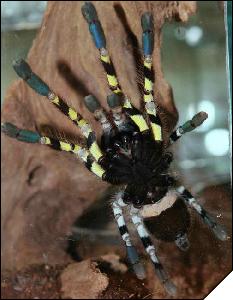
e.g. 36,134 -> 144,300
162,1 -> 230,191
1,1 -> 47,104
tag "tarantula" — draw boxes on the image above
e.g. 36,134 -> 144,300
1,2 -> 227,295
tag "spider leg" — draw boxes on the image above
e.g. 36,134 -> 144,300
81,2 -> 149,134
130,205 -> 177,296
84,95 -> 112,133
174,233 -> 190,251
1,122 -> 105,179
12,59 -> 104,164
107,94 -> 136,132
141,13 -> 162,142
169,111 -> 208,145
112,191 -> 146,279
177,185 -> 228,241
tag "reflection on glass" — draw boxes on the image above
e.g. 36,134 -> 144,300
204,128 -> 229,156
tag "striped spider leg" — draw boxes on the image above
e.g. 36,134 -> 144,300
166,112 -> 228,243
2,1 -> 228,297
82,2 -> 177,294
1,122 -> 105,179
2,59 -> 109,179
176,185 -> 228,241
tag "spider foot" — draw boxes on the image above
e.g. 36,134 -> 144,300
204,213 -> 228,241
1,122 -> 41,143
126,245 -> 146,280
163,279 -> 177,296
175,233 -> 190,251
212,223 -> 228,241
153,264 -> 177,296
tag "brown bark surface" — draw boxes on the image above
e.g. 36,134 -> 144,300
2,1 -> 198,270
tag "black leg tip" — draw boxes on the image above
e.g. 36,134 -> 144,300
212,223 -> 228,241
1,122 -> 19,138
12,59 -> 32,80
164,280 -> 177,296
141,12 -> 154,32
81,2 -> 98,23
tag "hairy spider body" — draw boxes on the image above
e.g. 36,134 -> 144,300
101,127 -> 173,207
1,2 -> 228,296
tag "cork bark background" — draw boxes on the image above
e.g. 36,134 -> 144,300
1,1 -> 198,270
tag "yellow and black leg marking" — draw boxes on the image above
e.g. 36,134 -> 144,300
12,59 -> 104,164
141,13 -> 162,142
41,136 -> 106,179
81,2 -> 149,134
100,49 -> 122,95
1,122 -> 106,180
123,97 -> 149,133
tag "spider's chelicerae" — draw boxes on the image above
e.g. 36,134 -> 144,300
2,2 -> 228,295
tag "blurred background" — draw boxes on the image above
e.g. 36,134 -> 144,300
1,1 -> 231,191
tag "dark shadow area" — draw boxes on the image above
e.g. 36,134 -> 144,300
114,3 -> 145,104
57,59 -> 92,99
65,186 -> 120,261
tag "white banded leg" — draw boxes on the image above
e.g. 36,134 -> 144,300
177,186 -> 228,241
130,206 -> 177,296
112,191 -> 146,279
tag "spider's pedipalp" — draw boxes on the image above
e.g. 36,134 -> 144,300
84,95 -> 112,133
107,94 -> 130,131
112,191 -> 146,280
177,185 -> 228,241
169,111 -> 208,145
130,205 -> 177,296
